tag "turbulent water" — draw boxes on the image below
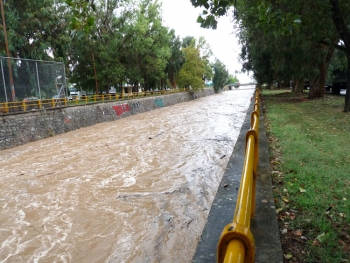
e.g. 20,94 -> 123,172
0,87 -> 254,263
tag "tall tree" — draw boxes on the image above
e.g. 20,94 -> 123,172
0,0 -> 69,59
212,59 -> 229,93
165,30 -> 185,88
190,0 -> 350,111
178,39 -> 206,91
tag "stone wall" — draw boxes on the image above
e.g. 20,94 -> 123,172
0,89 -> 214,150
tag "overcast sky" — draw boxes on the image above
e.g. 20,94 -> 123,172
160,0 -> 253,83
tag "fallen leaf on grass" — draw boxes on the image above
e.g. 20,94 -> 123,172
312,240 -> 320,246
293,230 -> 302,236
284,252 -> 293,259
316,232 -> 326,243
283,197 -> 289,203
290,213 -> 296,220
299,187 -> 306,193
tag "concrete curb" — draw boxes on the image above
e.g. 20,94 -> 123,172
192,94 -> 283,262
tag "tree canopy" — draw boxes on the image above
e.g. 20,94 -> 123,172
191,0 -> 350,111
0,0 -> 234,97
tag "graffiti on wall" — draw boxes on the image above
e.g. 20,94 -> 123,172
132,102 -> 141,110
112,104 -> 130,116
154,98 -> 164,108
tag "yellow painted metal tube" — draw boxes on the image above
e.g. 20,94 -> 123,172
234,134 -> 255,227
218,89 -> 261,263
223,239 -> 246,263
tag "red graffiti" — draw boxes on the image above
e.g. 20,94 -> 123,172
112,104 -> 130,116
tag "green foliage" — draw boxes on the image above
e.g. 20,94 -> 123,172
191,0 -> 350,109
178,45 -> 205,91
0,0 -> 70,60
0,0 -> 233,96
227,75 -> 239,84
68,0 -> 172,92
64,0 -> 96,36
165,30 -> 185,88
212,59 -> 229,93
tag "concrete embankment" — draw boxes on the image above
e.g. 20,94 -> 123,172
0,89 -> 213,150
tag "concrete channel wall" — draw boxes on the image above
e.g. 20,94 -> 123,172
0,89 -> 214,150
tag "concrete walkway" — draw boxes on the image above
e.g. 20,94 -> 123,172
192,95 -> 283,262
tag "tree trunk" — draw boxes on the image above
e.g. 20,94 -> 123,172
294,79 -> 304,93
309,45 -> 334,98
344,57 -> 350,112
329,0 -> 350,112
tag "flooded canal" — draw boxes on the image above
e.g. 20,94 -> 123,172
0,87 -> 254,263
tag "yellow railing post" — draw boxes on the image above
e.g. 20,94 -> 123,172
22,101 -> 26,111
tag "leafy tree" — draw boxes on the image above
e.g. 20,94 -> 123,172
191,0 -> 350,111
165,30 -> 185,88
178,41 -> 206,91
212,59 -> 229,93
68,0 -> 134,93
0,0 -> 69,60
121,0 -> 171,91
64,0 -> 96,36
0,0 -> 70,100
227,74 -> 239,84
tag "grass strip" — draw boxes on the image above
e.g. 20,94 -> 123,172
262,89 -> 350,263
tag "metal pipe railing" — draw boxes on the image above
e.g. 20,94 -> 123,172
0,88 -> 186,115
217,88 -> 261,263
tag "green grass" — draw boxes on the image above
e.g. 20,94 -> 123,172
262,89 -> 350,262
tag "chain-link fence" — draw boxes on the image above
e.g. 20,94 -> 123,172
0,57 -> 67,103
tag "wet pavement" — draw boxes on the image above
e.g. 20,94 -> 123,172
0,87 -> 255,263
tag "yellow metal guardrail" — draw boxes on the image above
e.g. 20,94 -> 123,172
0,88 -> 186,115
217,88 -> 261,263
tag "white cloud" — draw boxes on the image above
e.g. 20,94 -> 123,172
160,0 -> 252,83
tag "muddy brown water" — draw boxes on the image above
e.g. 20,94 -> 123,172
0,87 -> 254,263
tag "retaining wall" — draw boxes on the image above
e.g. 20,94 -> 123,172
0,89 -> 214,150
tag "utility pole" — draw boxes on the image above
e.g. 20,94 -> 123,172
0,0 -> 15,101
